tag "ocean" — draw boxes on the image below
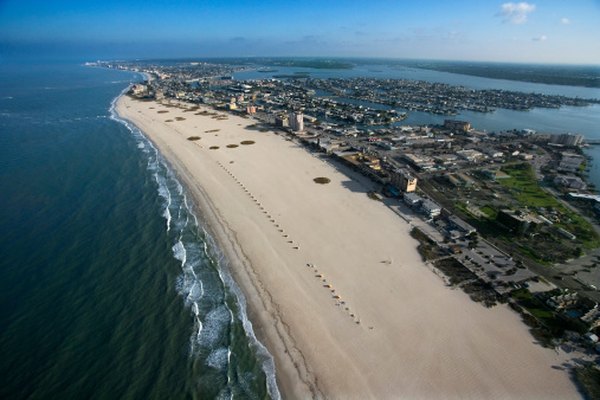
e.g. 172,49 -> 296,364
0,60 -> 598,399
0,62 -> 277,400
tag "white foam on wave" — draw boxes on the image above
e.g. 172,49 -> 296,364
163,207 -> 172,232
172,239 -> 186,266
109,87 -> 280,399
206,347 -> 229,370
154,173 -> 172,232
198,226 -> 281,400
198,305 -> 229,348
186,280 -> 204,304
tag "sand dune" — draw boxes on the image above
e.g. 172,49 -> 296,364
117,96 -> 580,399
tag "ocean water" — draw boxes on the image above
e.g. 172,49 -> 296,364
0,63 -> 277,399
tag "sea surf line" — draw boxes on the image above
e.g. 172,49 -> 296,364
109,90 -> 280,400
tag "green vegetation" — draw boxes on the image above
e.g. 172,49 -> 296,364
574,365 -> 600,400
267,59 -> 354,70
226,144 -> 239,148
407,60 -> 600,88
500,164 -> 559,207
367,191 -> 382,201
480,205 -> 498,219
209,146 -> 219,150
510,289 -> 588,347
433,257 -> 475,285
240,140 -> 255,145
499,163 -> 599,249
187,136 -> 201,141
410,228 -> 446,261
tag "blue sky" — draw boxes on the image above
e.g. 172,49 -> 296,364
1,0 -> 599,63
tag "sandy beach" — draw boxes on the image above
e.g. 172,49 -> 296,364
117,95 -> 581,399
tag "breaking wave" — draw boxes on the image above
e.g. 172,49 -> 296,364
109,90 -> 280,400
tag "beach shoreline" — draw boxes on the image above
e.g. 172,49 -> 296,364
116,93 -> 581,399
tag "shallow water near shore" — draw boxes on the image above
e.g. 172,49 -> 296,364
0,62 -> 276,399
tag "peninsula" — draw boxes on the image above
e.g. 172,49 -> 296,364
116,93 -> 580,398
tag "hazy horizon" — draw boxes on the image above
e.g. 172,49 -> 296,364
1,0 -> 599,65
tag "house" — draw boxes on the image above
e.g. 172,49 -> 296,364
558,153 -> 585,173
547,292 -> 578,310
554,175 -> 587,190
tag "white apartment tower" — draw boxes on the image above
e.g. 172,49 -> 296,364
288,111 -> 304,132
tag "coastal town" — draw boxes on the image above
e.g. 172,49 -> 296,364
97,58 -> 600,387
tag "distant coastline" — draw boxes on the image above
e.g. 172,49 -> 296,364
401,60 -> 600,88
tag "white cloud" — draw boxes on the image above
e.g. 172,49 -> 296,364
560,17 -> 571,25
497,2 -> 536,24
532,35 -> 547,41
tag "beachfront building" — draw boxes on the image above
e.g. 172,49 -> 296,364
275,114 -> 289,128
421,199 -> 442,218
403,192 -> 422,207
289,111 -> 304,132
390,168 -> 417,193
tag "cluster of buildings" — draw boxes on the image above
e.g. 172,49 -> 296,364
104,59 -> 600,358
302,77 -> 598,115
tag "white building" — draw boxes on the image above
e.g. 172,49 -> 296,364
288,111 -> 304,132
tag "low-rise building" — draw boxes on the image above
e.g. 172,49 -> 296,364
447,215 -> 476,236
456,149 -> 486,163
547,292 -> 579,310
402,153 -> 435,170
554,175 -> 587,190
403,192 -> 422,207
275,115 -> 289,128
558,153 -> 585,173
421,199 -> 442,218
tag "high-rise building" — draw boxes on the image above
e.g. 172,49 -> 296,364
443,119 -> 471,133
391,168 -> 417,192
288,111 -> 304,132
552,133 -> 584,147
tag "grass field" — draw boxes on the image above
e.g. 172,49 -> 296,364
500,164 -> 560,208
500,163 -> 599,249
